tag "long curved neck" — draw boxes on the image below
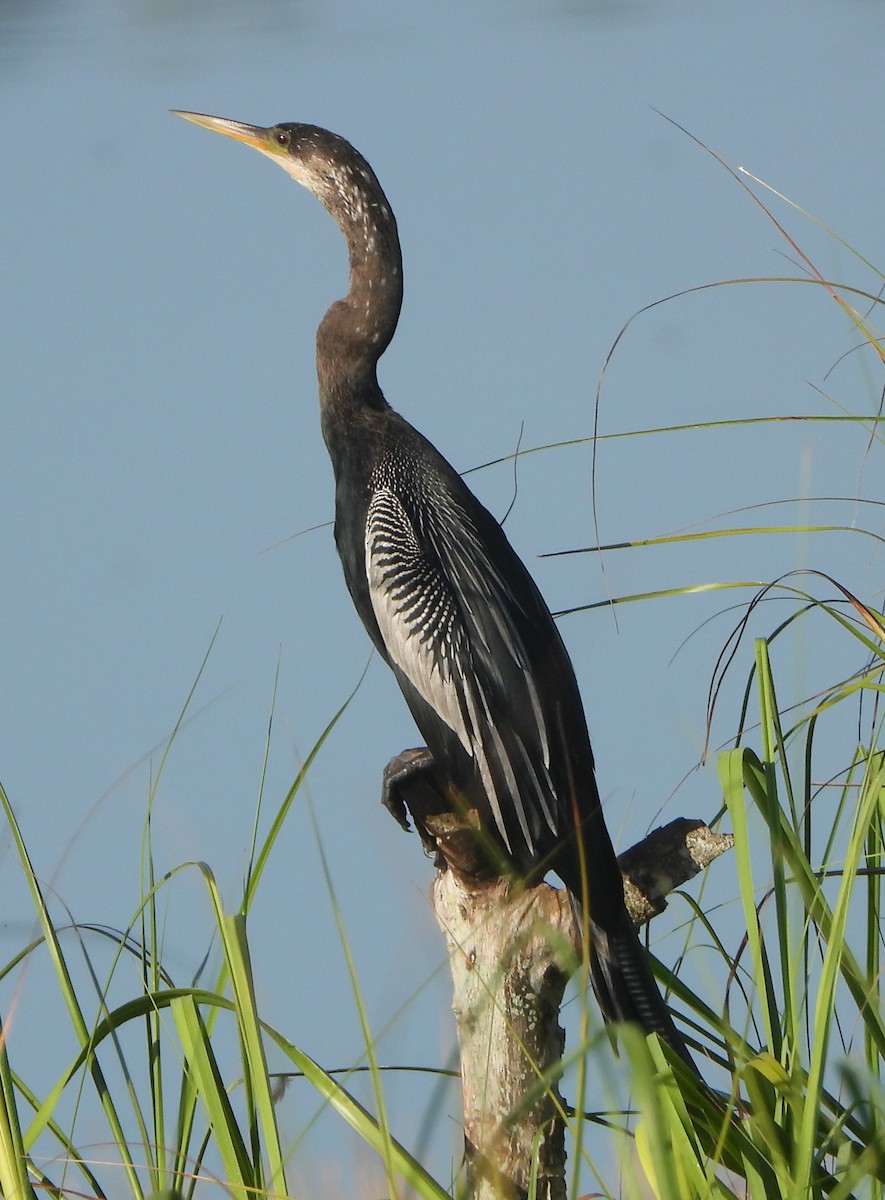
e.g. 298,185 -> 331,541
313,167 -> 403,408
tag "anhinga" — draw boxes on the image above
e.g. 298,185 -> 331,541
174,111 -> 696,1071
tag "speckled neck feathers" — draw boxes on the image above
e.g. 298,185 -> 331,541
274,125 -> 403,404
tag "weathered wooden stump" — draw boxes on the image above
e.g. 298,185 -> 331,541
383,748 -> 732,1199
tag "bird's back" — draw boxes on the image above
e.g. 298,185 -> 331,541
331,405 -> 623,912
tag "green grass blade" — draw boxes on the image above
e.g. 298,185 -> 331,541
719,747 -> 779,1056
262,1024 -> 452,1200
796,750 -> 885,1188
0,780 -> 143,1199
170,994 -> 253,1200
305,795 -> 399,1195
0,1012 -> 36,1200
217,913 -> 287,1199
624,1029 -> 734,1200
7,1065 -> 106,1200
242,671 -> 365,915
753,642 -> 800,1085
741,750 -> 885,1061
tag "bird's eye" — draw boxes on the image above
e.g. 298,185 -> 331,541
271,128 -> 291,149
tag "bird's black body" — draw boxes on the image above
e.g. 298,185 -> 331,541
177,112 -> 696,1070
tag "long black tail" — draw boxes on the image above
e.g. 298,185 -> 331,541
585,904 -> 699,1075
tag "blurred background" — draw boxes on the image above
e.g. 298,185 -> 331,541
2,0 -> 884,1192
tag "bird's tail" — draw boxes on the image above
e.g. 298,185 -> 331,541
584,905 -> 699,1075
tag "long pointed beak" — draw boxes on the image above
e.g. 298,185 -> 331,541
171,111 -> 271,152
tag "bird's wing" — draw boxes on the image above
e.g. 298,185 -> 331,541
366,477 -> 699,1072
365,481 -> 564,858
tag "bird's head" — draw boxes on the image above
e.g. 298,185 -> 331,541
172,111 -> 384,223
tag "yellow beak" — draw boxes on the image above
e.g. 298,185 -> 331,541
172,111 -> 275,155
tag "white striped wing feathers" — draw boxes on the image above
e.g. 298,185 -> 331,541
365,483 -> 558,854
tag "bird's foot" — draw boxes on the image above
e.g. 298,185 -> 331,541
381,747 -> 454,861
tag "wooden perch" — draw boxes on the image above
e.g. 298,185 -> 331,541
618,816 -> 734,926
382,749 -> 732,1200
432,870 -> 572,1200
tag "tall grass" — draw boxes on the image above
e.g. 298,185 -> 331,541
0,660 -> 452,1200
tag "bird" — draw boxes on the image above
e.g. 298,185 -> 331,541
174,110 -> 697,1072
